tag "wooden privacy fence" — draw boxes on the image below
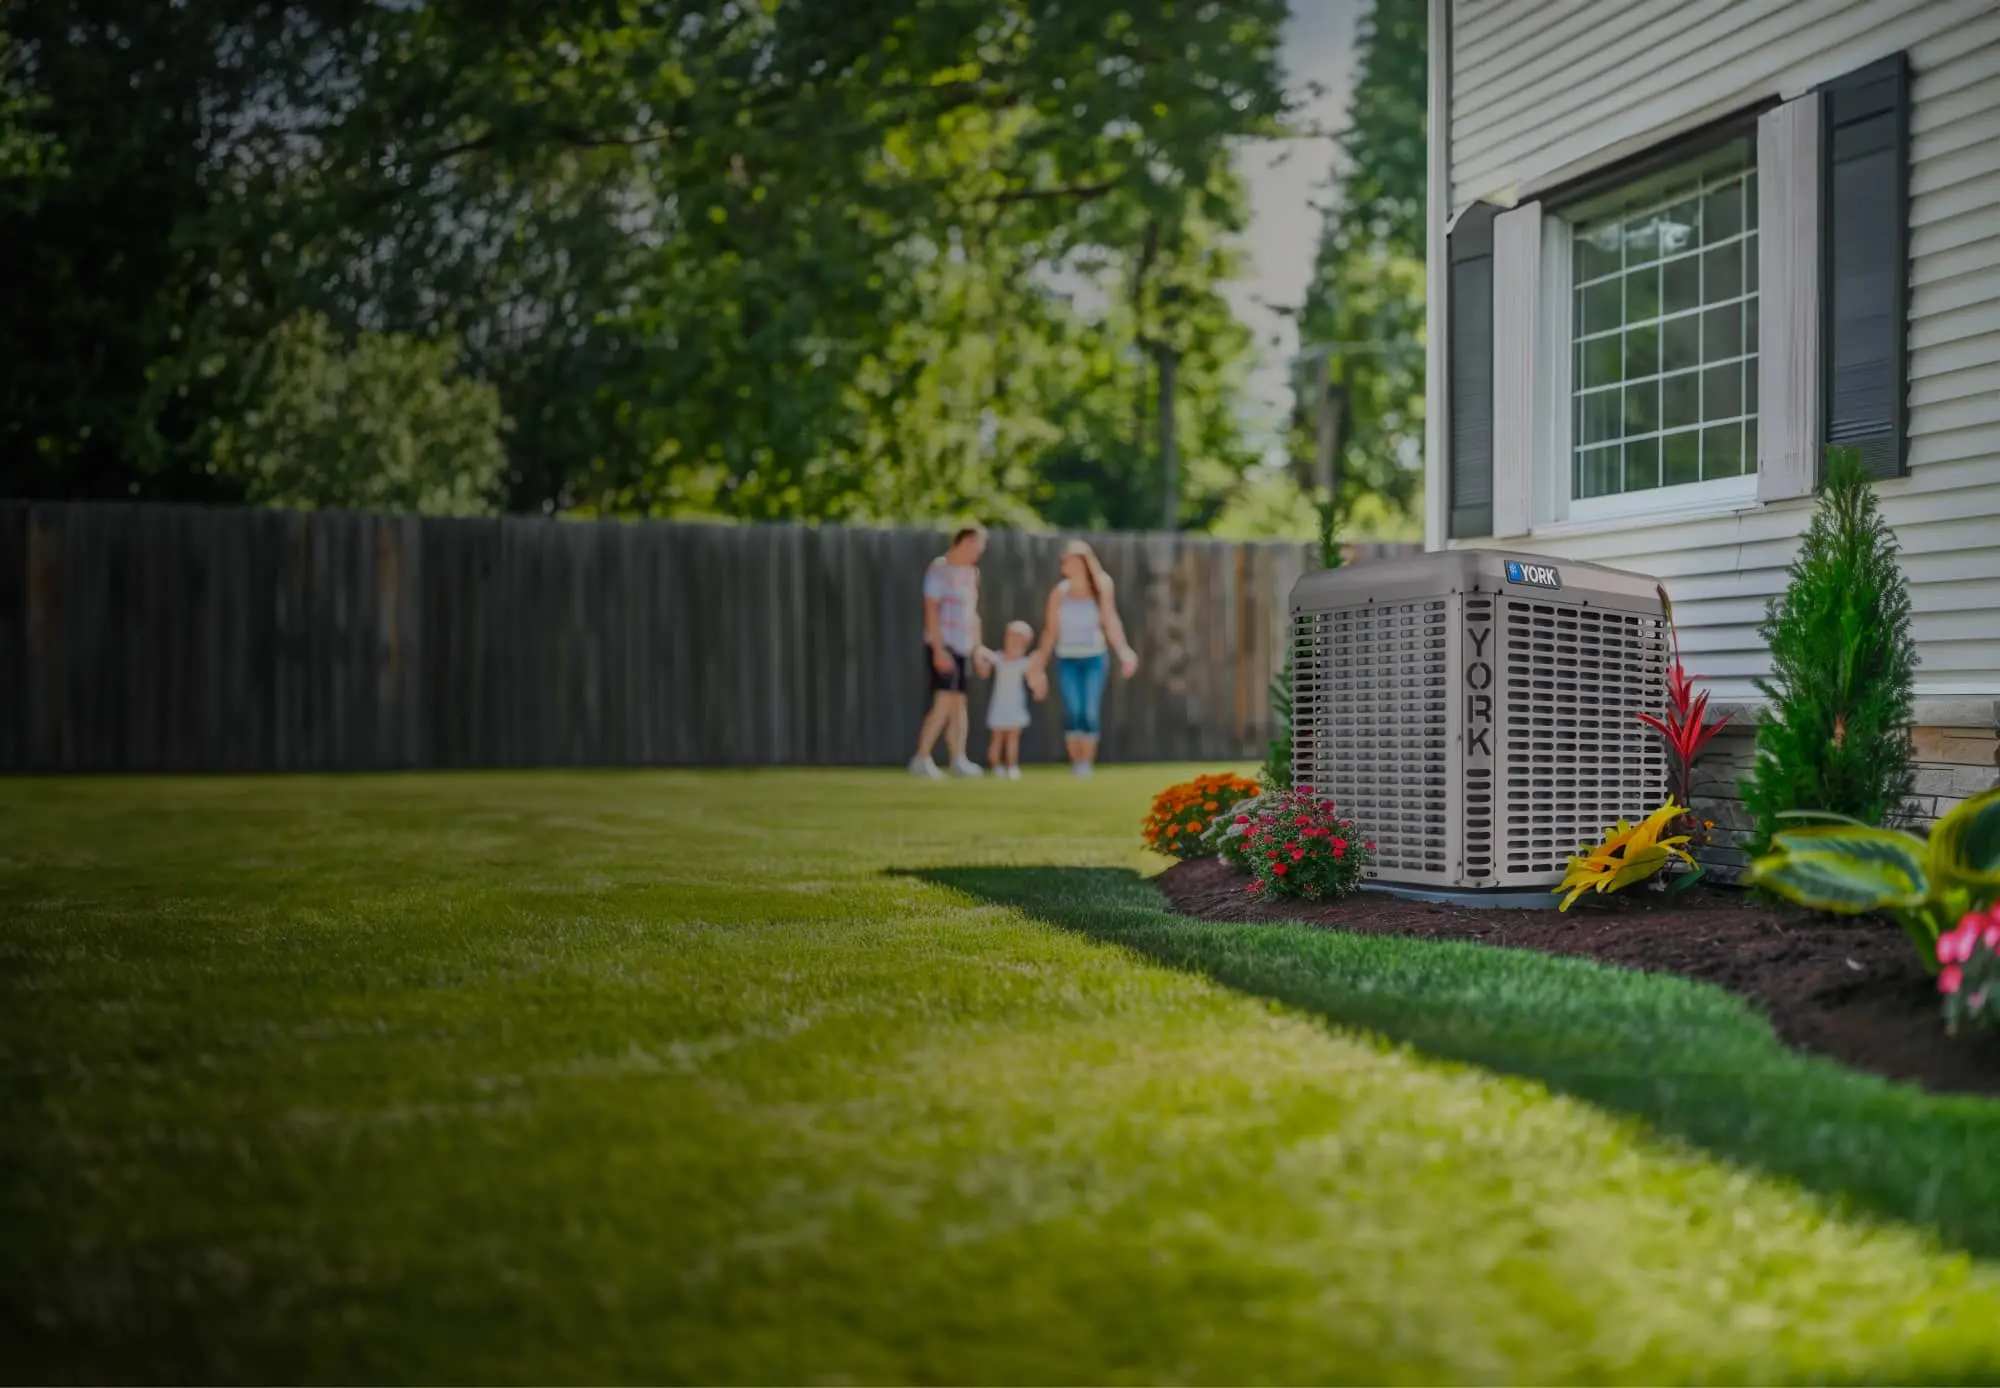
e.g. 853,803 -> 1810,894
0,503 -> 1380,773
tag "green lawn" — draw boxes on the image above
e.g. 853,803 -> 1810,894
4,768 -> 2000,1384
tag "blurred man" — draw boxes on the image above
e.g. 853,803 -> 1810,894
910,523 -> 986,778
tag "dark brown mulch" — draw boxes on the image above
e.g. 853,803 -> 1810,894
1156,855 -> 2000,1099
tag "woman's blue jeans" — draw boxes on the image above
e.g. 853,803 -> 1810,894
1056,652 -> 1109,737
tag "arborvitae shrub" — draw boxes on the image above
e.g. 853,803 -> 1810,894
1739,447 -> 1917,853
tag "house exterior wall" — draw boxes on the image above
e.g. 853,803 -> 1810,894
1434,0 -> 2000,706
1429,0 -> 2000,868
1689,711 -> 2000,877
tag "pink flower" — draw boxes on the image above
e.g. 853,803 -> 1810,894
1234,814 -> 1249,825
1332,837 -> 1348,852
1942,924 -> 1981,965
1972,991 -> 1990,1013
1294,815 -> 1311,827
1940,964 -> 1964,995
1984,924 -> 2000,952
1364,841 -> 1375,851
1291,848 -> 1305,861
1273,863 -> 1288,876
1332,845 -> 1344,858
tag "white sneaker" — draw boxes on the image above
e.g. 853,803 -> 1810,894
1009,766 -> 1023,780
950,757 -> 985,777
908,756 -> 944,778
1073,761 -> 1093,778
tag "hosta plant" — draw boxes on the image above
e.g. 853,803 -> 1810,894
1142,773 -> 1262,860
1938,906 -> 2000,1036
1555,801 -> 1696,911
1239,789 -> 1371,902
1745,786 -> 2000,969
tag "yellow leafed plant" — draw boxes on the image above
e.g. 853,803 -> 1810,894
1555,801 -> 1697,911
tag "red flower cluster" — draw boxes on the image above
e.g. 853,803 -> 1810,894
1939,905 -> 2000,1035
1235,789 -> 1371,903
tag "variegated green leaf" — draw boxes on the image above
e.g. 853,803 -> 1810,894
1768,824 -> 1931,894
1775,809 -> 1875,828
1747,846 -> 1929,915
1929,786 -> 2000,889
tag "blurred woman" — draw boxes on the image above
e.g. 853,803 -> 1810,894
1035,540 -> 1139,777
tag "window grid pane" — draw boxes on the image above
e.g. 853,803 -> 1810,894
1571,144 -> 1759,500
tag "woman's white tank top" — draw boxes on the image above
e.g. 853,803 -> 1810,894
1056,582 -> 1107,657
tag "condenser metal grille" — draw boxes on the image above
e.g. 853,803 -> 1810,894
1294,600 -> 1451,879
1501,598 -> 1670,877
1291,611 -> 1329,799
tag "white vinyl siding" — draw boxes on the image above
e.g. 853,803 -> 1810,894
1440,0 -> 2000,702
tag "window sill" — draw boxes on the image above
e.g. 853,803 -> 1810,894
1523,487 -> 1804,540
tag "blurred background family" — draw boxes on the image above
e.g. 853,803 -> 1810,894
911,525 -> 1140,781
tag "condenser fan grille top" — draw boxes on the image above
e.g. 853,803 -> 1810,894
1289,551 -> 1669,892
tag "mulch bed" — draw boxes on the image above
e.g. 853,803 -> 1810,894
1156,856 -> 2000,1099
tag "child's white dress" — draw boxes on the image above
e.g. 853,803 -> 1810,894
986,656 -> 1032,730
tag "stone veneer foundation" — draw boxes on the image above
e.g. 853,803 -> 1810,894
1688,699 -> 2000,880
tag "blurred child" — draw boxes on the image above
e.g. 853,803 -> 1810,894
973,620 -> 1047,780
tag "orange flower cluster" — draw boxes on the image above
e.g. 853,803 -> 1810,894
1142,772 -> 1261,861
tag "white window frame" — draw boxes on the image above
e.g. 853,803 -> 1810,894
1478,99 -> 1830,543
1551,141 -> 1763,527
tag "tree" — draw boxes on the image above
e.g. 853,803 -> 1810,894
1,0 -> 1290,524
1293,0 -> 1427,534
1739,449 -> 1918,853
211,312 -> 507,515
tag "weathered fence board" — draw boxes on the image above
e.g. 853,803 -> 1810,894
0,502 -> 1399,773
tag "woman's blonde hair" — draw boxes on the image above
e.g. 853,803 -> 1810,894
1063,539 -> 1113,600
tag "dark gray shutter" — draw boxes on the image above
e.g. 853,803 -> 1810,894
1819,53 -> 1910,480
1447,202 -> 1500,538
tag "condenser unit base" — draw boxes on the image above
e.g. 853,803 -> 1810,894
1359,883 -> 1559,910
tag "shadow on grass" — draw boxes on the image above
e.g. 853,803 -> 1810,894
909,864 -> 2000,1262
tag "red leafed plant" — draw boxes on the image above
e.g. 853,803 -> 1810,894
1636,585 -> 1730,850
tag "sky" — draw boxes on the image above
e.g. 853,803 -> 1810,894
1225,0 -> 1365,460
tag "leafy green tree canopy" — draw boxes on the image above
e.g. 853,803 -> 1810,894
2,0 -> 1290,526
212,312 -> 507,516
1293,0 -> 1427,532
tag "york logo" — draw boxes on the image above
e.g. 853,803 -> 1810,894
1464,620 -> 1494,759
1506,560 -> 1562,589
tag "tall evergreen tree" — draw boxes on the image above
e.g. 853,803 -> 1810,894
1740,448 -> 1918,852
1293,0 -> 1427,529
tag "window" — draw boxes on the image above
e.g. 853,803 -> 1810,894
1441,62 -> 1911,546
1567,139 -> 1758,504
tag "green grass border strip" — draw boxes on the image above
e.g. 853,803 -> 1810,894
913,865 -> 2000,1261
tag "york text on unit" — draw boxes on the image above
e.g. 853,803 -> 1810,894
1505,560 -> 1562,590
1464,620 -> 1494,757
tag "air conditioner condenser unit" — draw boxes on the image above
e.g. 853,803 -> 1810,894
1289,551 -> 1670,894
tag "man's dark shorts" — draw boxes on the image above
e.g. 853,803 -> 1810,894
927,645 -> 971,695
